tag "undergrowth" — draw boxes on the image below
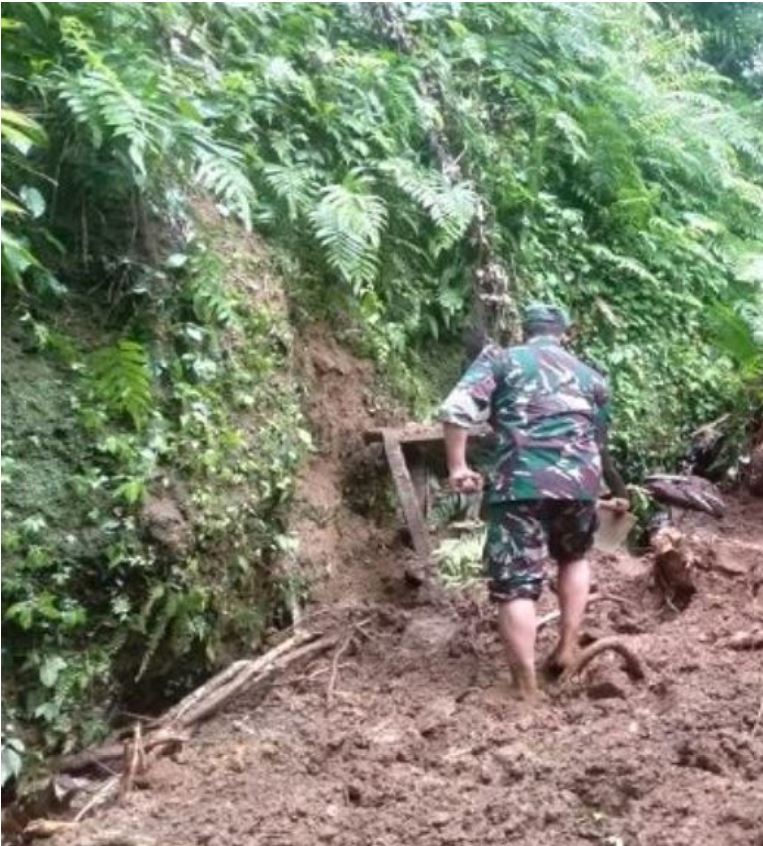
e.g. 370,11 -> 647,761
1,215 -> 310,773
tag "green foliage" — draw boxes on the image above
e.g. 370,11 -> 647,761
309,172 -> 387,288
89,340 -> 152,430
433,530 -> 486,589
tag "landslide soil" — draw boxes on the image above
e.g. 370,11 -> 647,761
50,334 -> 763,846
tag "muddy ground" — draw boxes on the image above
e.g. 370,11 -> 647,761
36,331 -> 763,846
47,492 -> 763,846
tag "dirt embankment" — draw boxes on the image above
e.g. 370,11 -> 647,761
44,333 -> 763,846
287,326 -> 409,607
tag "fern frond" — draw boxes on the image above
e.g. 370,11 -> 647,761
262,162 -> 319,220
711,305 -> 763,378
380,158 -> 478,249
193,141 -> 256,231
89,340 -> 152,429
309,173 -> 387,287
56,68 -> 160,176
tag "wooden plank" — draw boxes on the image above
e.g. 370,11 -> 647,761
382,429 -> 432,580
408,453 -> 430,518
364,422 -> 491,446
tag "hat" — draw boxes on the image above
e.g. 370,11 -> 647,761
521,302 -> 571,334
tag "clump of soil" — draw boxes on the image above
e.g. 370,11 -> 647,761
287,326 -> 409,607
49,495 -> 763,846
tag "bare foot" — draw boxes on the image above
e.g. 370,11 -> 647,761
543,645 -> 578,682
483,669 -> 539,706
513,665 -> 539,701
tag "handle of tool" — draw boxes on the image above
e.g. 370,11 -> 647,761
597,498 -> 630,514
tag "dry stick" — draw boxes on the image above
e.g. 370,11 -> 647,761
73,776 -> 120,823
326,635 -> 354,710
166,630 -> 318,727
561,636 -> 646,684
174,634 -> 335,729
119,723 -> 142,802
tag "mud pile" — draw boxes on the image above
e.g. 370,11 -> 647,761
52,494 -> 763,846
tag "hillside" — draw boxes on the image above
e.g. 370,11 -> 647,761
2,3 -> 762,836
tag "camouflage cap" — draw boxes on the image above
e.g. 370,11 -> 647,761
522,302 -> 571,334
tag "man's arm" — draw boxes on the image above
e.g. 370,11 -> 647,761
444,423 -> 483,493
438,345 -> 501,493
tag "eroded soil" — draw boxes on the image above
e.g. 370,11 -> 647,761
30,330 -> 763,846
52,493 -> 763,846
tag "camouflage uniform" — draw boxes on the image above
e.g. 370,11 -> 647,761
439,304 -> 610,601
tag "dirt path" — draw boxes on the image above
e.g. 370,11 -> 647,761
50,493 -> 762,846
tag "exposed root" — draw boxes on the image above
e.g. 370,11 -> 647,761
326,635 -> 354,709
560,636 -> 646,684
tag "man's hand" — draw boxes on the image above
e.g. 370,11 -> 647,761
449,466 -> 484,494
599,496 -> 630,514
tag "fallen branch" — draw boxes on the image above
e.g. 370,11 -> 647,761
326,635 -> 354,709
174,634 -> 336,730
561,636 -> 646,684
166,630 -> 320,727
74,777 -> 119,823
58,631 -> 334,775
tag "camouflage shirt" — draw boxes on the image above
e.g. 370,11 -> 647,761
439,336 -> 610,503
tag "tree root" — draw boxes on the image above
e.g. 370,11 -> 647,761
560,636 -> 646,684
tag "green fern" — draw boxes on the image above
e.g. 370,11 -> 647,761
193,141 -> 256,231
380,158 -> 478,249
89,340 -> 152,429
56,68 -> 158,177
711,305 -> 763,386
309,172 -> 387,287
262,162 -> 319,221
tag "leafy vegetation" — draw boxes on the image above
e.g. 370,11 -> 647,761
2,2 -> 762,781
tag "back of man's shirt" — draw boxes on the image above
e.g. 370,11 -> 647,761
439,336 -> 610,503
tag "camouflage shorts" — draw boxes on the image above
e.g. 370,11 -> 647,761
484,500 -> 598,602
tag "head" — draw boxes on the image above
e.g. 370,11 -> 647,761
521,302 -> 571,343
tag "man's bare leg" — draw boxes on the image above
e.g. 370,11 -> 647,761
552,557 -> 591,670
497,599 -> 538,699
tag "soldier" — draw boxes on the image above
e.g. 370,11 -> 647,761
439,303 -> 625,699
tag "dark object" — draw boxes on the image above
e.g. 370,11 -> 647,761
644,474 -> 725,517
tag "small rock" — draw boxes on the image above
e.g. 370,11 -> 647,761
401,615 -> 459,652
431,811 -> 451,828
417,696 -> 457,737
587,680 -> 627,700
